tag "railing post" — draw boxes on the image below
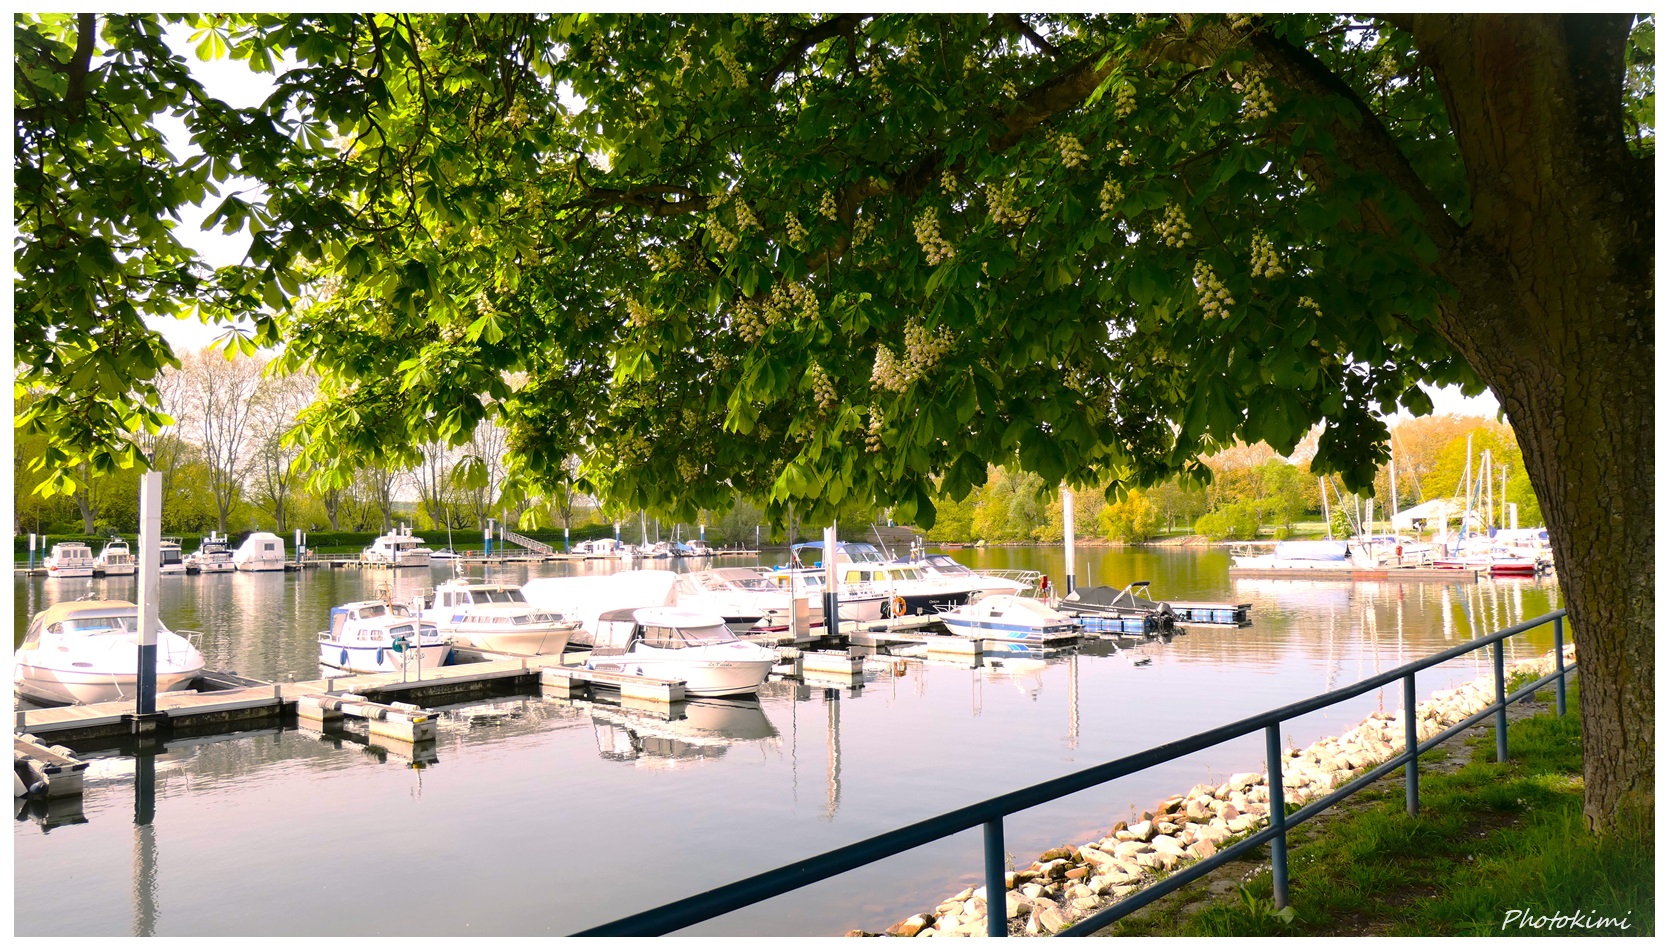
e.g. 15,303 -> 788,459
1553,615 -> 1566,717
1493,640 -> 1508,763
983,818 -> 1008,937
1403,672 -> 1419,816
1264,724 -> 1288,909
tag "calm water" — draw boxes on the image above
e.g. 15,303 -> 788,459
13,546 -> 1562,936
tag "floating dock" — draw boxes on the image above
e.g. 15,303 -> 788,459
1227,566 -> 1479,581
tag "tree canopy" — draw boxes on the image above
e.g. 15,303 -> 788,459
14,13 -> 1654,830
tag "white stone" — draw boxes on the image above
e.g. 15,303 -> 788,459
1151,834 -> 1187,856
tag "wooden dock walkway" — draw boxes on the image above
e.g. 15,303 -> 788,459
10,651 -> 626,744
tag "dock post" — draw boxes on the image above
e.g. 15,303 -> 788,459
1493,641 -> 1507,763
823,523 -> 840,644
1403,672 -> 1419,816
1265,723 -> 1289,909
1061,484 -> 1076,597
28,532 -> 35,571
1553,616 -> 1566,717
136,471 -> 162,717
983,817 -> 1008,937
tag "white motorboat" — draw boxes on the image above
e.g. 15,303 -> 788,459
421,577 -> 578,656
672,567 -> 811,631
430,547 -> 461,561
14,600 -> 206,706
902,552 -> 1038,598
43,542 -> 94,578
158,536 -> 188,574
233,532 -> 286,572
94,537 -> 136,576
318,600 -> 451,674
586,607 -> 778,697
361,526 -> 433,568
572,538 -> 624,558
762,566 -> 890,623
793,542 -> 983,617
185,532 -> 238,573
522,569 -> 678,647
936,595 -> 1081,640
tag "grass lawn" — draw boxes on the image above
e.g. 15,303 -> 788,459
1108,683 -> 1653,937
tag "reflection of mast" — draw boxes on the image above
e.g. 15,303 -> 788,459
1067,653 -> 1080,750
823,689 -> 842,819
132,753 -> 158,937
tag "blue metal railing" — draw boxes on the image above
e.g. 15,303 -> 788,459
575,610 -> 1573,937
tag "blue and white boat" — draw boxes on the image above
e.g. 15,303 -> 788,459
935,595 -> 1081,640
318,600 -> 451,674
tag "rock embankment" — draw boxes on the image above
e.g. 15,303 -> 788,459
862,646 -> 1575,938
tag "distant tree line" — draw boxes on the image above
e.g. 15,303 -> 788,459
922,414 -> 1543,544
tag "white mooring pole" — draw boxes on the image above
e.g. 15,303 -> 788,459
1062,483 -> 1077,598
137,472 -> 163,716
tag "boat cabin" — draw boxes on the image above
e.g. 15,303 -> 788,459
590,607 -> 741,656
327,601 -> 424,642
431,583 -> 529,609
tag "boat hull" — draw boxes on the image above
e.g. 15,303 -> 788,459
592,655 -> 776,697
890,591 -> 974,617
319,641 -> 451,674
44,567 -> 94,578
448,626 -> 574,657
939,617 -> 1079,639
96,564 -> 136,576
14,663 -> 201,706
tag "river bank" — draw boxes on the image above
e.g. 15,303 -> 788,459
863,646 -> 1578,938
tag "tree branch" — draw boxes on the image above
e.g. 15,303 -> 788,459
763,13 -> 874,87
65,13 -> 98,106
997,13 -> 1061,59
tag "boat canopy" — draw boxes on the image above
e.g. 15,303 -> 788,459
1271,540 -> 1350,561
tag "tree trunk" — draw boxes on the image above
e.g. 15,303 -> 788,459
1413,14 -> 1654,832
75,487 -> 95,534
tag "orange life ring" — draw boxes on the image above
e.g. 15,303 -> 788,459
892,594 -> 908,617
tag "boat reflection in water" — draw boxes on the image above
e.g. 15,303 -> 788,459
590,696 -> 778,768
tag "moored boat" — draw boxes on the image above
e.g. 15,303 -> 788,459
935,595 -> 1082,640
185,532 -> 238,573
318,600 -> 451,673
43,542 -> 95,579
421,577 -> 578,656
361,526 -> 433,569
94,537 -> 136,576
586,607 -> 777,697
14,600 -> 205,705
233,532 -> 286,572
158,536 -> 188,574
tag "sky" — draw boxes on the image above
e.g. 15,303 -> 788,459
145,17 -> 1503,425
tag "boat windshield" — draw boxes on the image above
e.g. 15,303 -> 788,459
474,589 -> 525,603
61,615 -> 138,634
356,604 -> 388,619
639,623 -> 737,649
925,556 -> 973,575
